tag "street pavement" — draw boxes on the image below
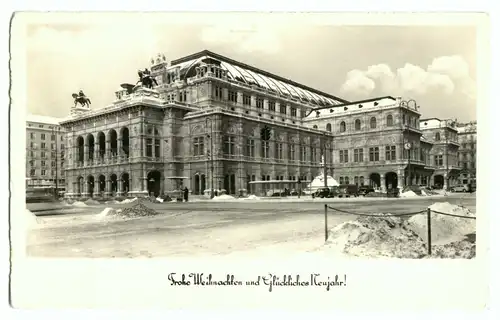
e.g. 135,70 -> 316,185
25,194 -> 476,258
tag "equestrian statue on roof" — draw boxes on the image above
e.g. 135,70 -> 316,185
120,68 -> 159,94
137,68 -> 158,89
71,90 -> 91,108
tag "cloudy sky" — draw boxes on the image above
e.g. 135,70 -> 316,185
22,13 -> 477,122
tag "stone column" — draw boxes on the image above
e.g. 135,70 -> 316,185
264,99 -> 269,112
106,139 -> 111,160
397,169 -> 405,189
118,138 -> 123,157
94,145 -> 100,163
84,143 -> 89,166
117,179 -> 123,196
106,179 -> 111,197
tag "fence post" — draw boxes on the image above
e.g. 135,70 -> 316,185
427,208 -> 432,256
324,204 -> 328,242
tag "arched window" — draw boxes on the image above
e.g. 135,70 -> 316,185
313,125 -> 318,129
370,117 -> 377,129
386,114 -> 393,126
435,132 -> 441,141
326,123 -> 332,132
340,121 -> 346,133
355,119 -> 361,131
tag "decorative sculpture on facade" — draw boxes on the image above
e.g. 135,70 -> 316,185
71,90 -> 92,108
120,68 -> 159,94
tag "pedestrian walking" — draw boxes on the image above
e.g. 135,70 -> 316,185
184,187 -> 189,202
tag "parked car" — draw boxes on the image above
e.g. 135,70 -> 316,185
450,185 -> 467,192
358,185 -> 375,196
312,187 -> 331,198
337,184 -> 359,197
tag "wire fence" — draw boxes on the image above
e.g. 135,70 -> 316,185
323,204 -> 476,256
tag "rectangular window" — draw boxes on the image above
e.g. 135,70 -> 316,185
246,138 -> 255,157
30,132 -> 35,139
243,94 -> 251,105
434,155 -> 443,166
256,98 -> 264,109
51,161 -> 56,168
41,169 -> 46,176
301,110 -> 306,118
41,143 -> 46,149
51,143 -> 56,150
51,151 -> 56,158
276,143 -> 283,159
289,143 -> 295,160
339,177 -> 344,184
41,152 -> 46,159
268,101 -> 276,112
61,144 -> 65,150
214,86 -> 223,100
193,137 -> 204,156
41,160 -> 46,167
30,142 -> 34,148
354,148 -> 363,162
30,160 -> 35,168
41,134 -> 45,140
300,145 -> 307,161
339,149 -> 349,163
154,139 -> 160,158
369,147 -> 380,161
385,145 -> 397,160
224,136 -> 236,155
291,107 -> 297,117
51,134 -> 56,141
146,138 -> 153,157
311,147 -> 317,163
228,90 -> 237,103
30,169 -> 36,176
279,104 -> 287,114
261,141 -> 270,158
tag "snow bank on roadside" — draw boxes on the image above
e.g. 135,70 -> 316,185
72,201 -> 88,207
212,194 -> 236,201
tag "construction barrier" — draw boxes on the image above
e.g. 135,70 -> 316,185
323,204 -> 476,256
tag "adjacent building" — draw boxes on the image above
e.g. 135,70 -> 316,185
26,114 -> 66,190
57,50 -> 468,199
420,118 -> 462,189
456,121 -> 477,186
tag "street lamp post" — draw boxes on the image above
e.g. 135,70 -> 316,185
205,117 -> 215,199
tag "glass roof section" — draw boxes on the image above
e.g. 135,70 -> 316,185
172,54 -> 345,106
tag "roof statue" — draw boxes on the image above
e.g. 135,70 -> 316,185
120,68 -> 159,94
71,90 -> 91,108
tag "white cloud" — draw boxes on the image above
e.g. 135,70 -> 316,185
340,55 -> 472,98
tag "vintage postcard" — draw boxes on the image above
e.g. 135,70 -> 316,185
9,12 -> 490,311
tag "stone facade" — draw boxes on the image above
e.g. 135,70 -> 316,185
420,118 -> 462,189
26,114 -> 66,189
304,97 -> 446,191
457,121 -> 477,185
60,50 -> 340,199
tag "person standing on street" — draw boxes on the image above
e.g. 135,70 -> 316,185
184,187 -> 189,202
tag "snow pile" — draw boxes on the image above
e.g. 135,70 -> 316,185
121,197 -> 138,204
95,207 -> 122,220
72,201 -> 88,207
212,194 -> 236,201
325,214 -> 427,258
242,195 -> 260,200
307,174 -> 339,190
84,199 -> 100,205
156,197 -> 164,203
104,200 -> 119,204
323,207 -> 476,259
98,200 -> 160,219
400,190 -> 419,198
408,202 -> 476,245
421,190 -> 428,196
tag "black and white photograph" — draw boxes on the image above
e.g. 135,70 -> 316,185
8,11 -> 490,311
